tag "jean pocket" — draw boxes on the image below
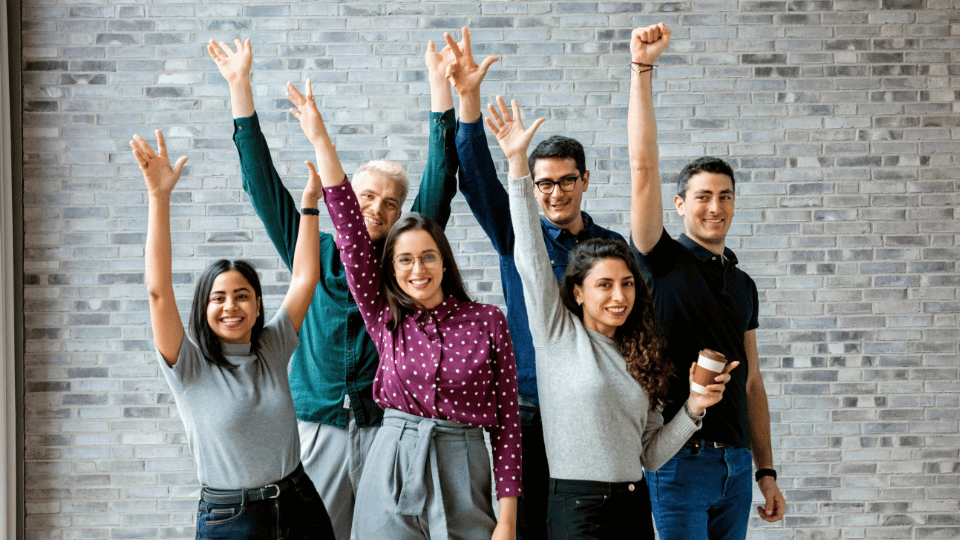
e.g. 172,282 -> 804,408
568,494 -> 609,513
199,502 -> 245,526
295,479 -> 320,503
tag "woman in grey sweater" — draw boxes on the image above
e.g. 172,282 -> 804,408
485,96 -> 737,539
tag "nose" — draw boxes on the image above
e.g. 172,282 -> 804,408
611,285 -> 625,302
369,197 -> 383,216
708,197 -> 721,213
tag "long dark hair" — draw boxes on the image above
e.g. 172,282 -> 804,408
189,259 -> 265,369
381,213 -> 471,330
559,239 -> 673,407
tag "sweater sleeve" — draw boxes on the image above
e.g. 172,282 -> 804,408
486,308 -> 524,499
507,174 -> 575,345
322,180 -> 386,332
640,405 -> 701,472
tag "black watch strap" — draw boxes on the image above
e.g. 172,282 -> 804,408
755,468 -> 777,482
301,207 -> 320,216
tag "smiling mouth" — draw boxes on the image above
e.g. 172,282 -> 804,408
364,215 -> 383,227
409,278 -> 431,290
606,306 -> 628,316
220,317 -> 245,327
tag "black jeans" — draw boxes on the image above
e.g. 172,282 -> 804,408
516,405 -> 549,540
546,477 -> 654,540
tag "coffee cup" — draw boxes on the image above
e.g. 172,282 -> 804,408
691,349 -> 727,394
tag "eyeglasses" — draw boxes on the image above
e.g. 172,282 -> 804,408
393,252 -> 442,270
534,174 -> 581,194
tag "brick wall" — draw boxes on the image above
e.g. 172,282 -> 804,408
20,1 -> 959,539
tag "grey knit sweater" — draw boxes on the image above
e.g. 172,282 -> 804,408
509,174 -> 700,482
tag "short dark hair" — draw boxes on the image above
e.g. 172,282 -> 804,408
189,259 -> 265,369
528,135 -> 586,179
381,213 -> 472,330
559,239 -> 673,407
676,156 -> 736,199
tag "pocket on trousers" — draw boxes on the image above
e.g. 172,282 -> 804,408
199,504 -> 244,526
295,478 -> 321,503
568,494 -> 608,513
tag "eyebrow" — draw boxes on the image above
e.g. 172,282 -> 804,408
360,189 -> 400,204
395,249 -> 441,256
210,287 -> 251,295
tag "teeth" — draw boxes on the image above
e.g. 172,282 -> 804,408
410,279 -> 429,288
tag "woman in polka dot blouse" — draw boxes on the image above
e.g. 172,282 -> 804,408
287,80 -> 521,540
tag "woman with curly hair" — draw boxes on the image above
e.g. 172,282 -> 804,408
486,95 -> 737,539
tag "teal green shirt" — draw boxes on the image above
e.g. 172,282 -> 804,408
234,110 -> 458,428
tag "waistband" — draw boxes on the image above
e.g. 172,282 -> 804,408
549,477 -> 647,496
685,437 -> 730,449
382,408 -> 482,438
201,463 -> 306,505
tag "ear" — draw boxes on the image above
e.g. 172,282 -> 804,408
257,296 -> 262,316
674,194 -> 685,216
573,284 -> 584,306
580,170 -> 590,191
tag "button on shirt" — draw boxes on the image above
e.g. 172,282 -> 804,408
324,179 -> 523,499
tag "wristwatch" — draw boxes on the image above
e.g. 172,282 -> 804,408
755,468 -> 777,482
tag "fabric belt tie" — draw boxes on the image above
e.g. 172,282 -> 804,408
385,409 -> 477,540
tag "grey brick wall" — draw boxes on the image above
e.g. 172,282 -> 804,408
20,1 -> 959,539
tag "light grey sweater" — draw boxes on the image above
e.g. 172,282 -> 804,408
509,174 -> 700,482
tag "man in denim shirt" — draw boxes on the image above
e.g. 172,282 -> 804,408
444,29 -> 624,540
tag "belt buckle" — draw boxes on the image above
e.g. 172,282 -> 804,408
263,484 -> 281,499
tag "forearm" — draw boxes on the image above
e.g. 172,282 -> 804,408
145,195 -> 173,295
290,191 -> 322,287
495,497 -> 518,532
429,70 -> 454,113
458,88 -> 482,123
456,121 -> 514,251
747,378 -> 776,469
312,140 -> 346,189
228,78 -> 255,119
628,67 -> 663,251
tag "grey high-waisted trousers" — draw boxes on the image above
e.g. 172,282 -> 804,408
352,409 -> 497,540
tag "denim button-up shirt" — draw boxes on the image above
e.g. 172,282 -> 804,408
456,119 -> 624,406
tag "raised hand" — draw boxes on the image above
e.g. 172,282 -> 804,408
444,27 -> 498,97
208,38 -> 252,85
130,130 -> 188,197
686,360 -> 739,414
287,79 -> 330,148
302,161 -> 325,206
486,95 -> 545,164
425,40 -> 456,81
631,22 -> 671,66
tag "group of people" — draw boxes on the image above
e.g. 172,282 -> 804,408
134,22 -> 786,540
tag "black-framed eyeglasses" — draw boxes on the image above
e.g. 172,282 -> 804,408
534,174 -> 581,194
393,252 -> 442,270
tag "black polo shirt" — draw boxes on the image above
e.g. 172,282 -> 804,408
633,229 -> 759,448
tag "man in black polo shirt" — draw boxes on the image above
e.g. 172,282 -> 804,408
627,24 -> 785,539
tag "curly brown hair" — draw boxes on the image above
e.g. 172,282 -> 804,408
559,239 -> 674,408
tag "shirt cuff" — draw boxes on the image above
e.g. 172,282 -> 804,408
432,108 -> 456,130
508,173 -> 532,198
233,112 -> 261,137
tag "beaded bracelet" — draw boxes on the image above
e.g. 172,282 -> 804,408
631,61 -> 655,74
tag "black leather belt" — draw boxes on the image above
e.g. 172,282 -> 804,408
686,437 -> 727,448
201,463 -> 305,504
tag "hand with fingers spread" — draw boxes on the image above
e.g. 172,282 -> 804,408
486,96 -> 545,178
631,22 -> 671,66
130,130 -> 188,198
444,27 -> 498,96
287,79 -> 332,149
208,38 -> 253,86
287,80 -> 345,188
686,360 -> 739,415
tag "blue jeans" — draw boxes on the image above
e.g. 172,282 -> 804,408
196,473 -> 334,540
647,444 -> 753,540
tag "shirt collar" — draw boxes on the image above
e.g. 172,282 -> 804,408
678,233 -> 739,266
413,295 -> 459,323
542,211 -> 594,241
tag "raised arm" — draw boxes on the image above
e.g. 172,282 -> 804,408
409,40 -> 459,228
489,97 -> 571,345
132,130 -> 188,366
280,164 -> 324,333
289,81 -> 385,329
447,28 -> 514,254
629,23 -> 671,254
209,38 -> 254,119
